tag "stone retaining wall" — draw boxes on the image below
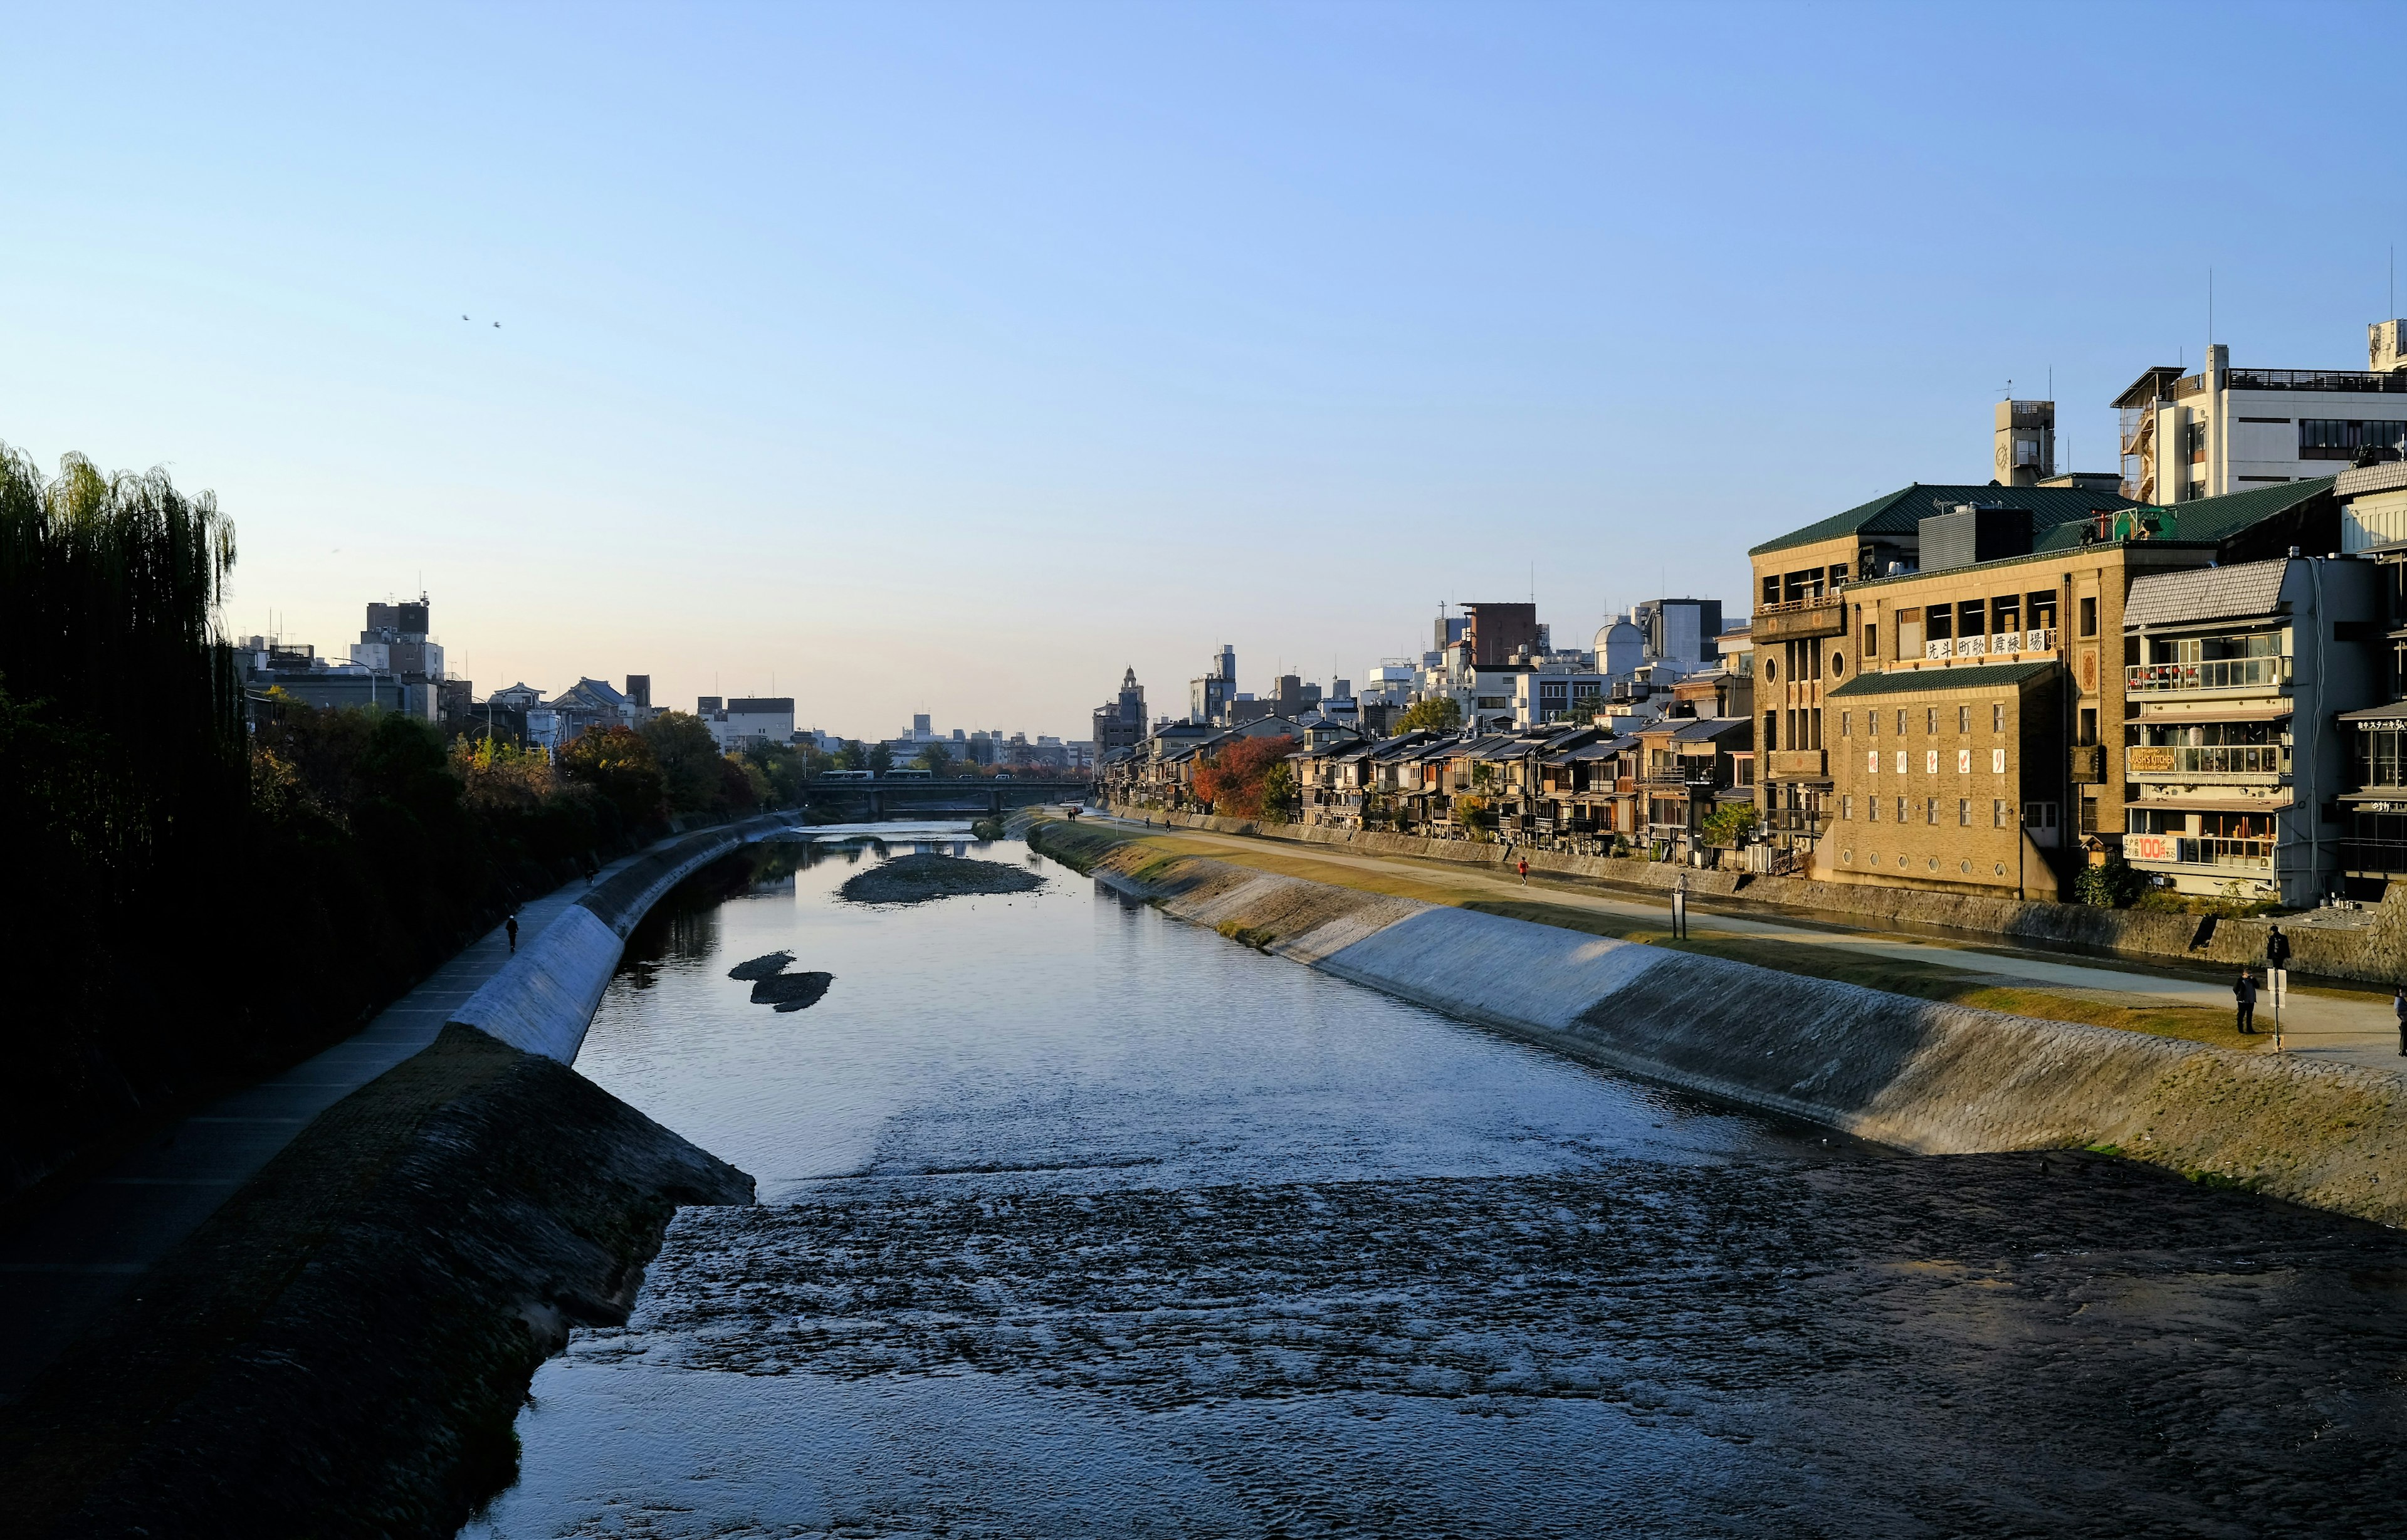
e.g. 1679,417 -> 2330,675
1041,818 -> 2407,1228
1109,805 -> 2407,988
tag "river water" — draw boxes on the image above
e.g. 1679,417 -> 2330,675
464,830 -> 2407,1538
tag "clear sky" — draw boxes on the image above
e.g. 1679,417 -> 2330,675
4,3 -> 2401,738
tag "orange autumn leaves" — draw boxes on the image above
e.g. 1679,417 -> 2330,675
1190,734 -> 1296,817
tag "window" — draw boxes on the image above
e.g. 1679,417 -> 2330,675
2078,708 -> 2098,747
1927,605 -> 1953,643
2079,595 -> 2098,636
1897,607 -> 1924,657
1867,710 -> 1878,737
1863,623 -> 1879,657
1958,798 -> 1970,827
1925,797 -> 1939,825
1842,795 -> 1853,820
1840,711 -> 1851,738
1868,795 -> 1880,822
1993,799 -> 2008,828
2079,794 -> 2099,834
1762,574 -> 1780,607
1763,711 -> 1777,752
1992,703 -> 2005,733
2362,725 -> 2406,788
1895,710 -> 1907,736
1957,705 -> 1970,733
1896,795 -> 1907,823
2300,419 -> 2407,460
1924,707 -> 1937,734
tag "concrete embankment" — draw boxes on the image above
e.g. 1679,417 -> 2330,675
452,812 -> 795,1061
1035,818 -> 2407,1227
0,819 -> 799,1537
1108,804 -> 2407,988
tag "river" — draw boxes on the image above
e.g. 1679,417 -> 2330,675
463,829 -> 2407,1538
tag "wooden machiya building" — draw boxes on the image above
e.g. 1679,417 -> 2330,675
1750,478 -> 2346,899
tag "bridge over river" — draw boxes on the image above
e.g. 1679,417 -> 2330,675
802,774 -> 1090,820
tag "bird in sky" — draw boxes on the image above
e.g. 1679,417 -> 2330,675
493,321 -> 500,328
461,314 -> 469,321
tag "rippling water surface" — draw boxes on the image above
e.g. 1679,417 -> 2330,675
464,830 -> 2407,1539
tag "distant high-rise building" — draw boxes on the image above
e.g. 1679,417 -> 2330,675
1460,602 -> 1539,666
1190,646 -> 1236,725
1632,599 -> 1724,676
1093,666 -> 1147,755
349,593 -> 444,684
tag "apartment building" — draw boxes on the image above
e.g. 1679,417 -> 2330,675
2116,323 -> 2407,505
1813,479 -> 2342,898
2121,557 -> 2378,905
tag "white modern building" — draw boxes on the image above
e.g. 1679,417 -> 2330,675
702,696 -> 795,750
2116,323 -> 2407,505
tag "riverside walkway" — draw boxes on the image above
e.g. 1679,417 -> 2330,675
1096,814 -> 2407,1075
0,834 -> 698,1405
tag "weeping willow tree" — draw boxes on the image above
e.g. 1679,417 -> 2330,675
0,443 -> 246,1193
0,444 -> 244,864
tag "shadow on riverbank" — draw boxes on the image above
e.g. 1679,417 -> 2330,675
0,1025 -> 752,1537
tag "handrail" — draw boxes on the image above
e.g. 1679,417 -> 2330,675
2126,656 -> 2290,693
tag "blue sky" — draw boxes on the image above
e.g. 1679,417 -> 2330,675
4,3 -> 2401,736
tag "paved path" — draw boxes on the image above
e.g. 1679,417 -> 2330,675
0,841 -> 669,1405
1103,817 -> 2407,1076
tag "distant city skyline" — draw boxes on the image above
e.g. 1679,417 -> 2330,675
5,3 -> 2403,735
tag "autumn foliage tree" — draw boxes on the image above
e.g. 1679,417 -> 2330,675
1190,734 -> 1296,817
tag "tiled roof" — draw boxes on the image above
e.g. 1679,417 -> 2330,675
1749,483 -> 2139,558
2122,558 -> 2290,629
1826,660 -> 2057,698
2030,478 -> 2332,553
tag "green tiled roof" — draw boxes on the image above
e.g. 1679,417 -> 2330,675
1750,484 -> 2139,558
1827,660 -> 2057,698
2029,476 -> 2333,552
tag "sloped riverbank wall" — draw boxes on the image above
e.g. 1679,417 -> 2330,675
452,812 -> 796,1062
1033,817 -> 2407,1228
1,820 -> 800,1536
1104,804 -> 2407,988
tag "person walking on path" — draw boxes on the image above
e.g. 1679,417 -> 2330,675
506,912 -> 520,955
2394,985 -> 2406,1057
2265,923 -> 2291,973
1518,856 -> 1529,886
2234,970 -> 2257,1034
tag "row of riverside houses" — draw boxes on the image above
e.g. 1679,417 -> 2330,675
1097,623 -> 1760,860
1099,318 -> 2407,904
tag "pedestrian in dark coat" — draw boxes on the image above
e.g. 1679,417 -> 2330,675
2234,970 -> 2257,1034
506,913 -> 520,953
2394,986 -> 2406,1057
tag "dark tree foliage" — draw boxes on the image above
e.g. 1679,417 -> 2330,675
0,444 -> 646,1200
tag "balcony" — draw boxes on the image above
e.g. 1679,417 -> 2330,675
1753,595 -> 1846,642
2126,744 -> 2290,779
2122,832 -> 2275,872
2125,656 -> 2290,694
1766,749 -> 1827,778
